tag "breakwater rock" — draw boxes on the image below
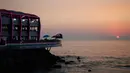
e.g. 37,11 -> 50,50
0,48 -> 61,73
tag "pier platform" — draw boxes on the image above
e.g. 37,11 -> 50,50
0,39 -> 62,49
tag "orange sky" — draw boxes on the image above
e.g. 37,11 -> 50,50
0,0 -> 130,40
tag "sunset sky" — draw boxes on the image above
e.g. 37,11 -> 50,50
0,0 -> 130,40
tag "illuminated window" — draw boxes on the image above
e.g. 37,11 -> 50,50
22,19 -> 26,22
25,27 -> 27,30
14,26 -> 19,30
31,20 -> 35,23
13,18 -> 17,21
13,18 -> 20,25
34,27 -> 38,31
30,27 -> 38,31
36,19 -> 39,21
30,19 -> 39,23
22,27 -> 27,31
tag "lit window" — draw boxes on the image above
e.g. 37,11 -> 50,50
34,27 -> 38,31
22,27 -> 25,30
31,20 -> 35,23
22,27 -> 28,31
30,19 -> 39,23
30,27 -> 32,30
36,19 -> 39,21
13,18 -> 17,21
30,27 -> 38,31
22,19 -> 26,22
16,27 -> 18,30
14,26 -> 18,30
25,27 -> 27,30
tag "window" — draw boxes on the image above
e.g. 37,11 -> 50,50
22,19 -> 28,25
2,25 -> 8,31
13,18 -> 20,25
14,26 -> 19,30
36,19 -> 39,22
21,36 -> 28,40
30,36 -> 37,40
30,27 -> 38,31
34,27 -> 38,31
31,20 -> 35,23
13,18 -> 20,22
22,26 -> 28,31
30,19 -> 39,23
22,19 -> 26,22
13,36 -> 18,40
13,18 -> 17,21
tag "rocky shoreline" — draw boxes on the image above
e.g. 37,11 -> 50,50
0,48 -> 62,73
2,48 -> 129,73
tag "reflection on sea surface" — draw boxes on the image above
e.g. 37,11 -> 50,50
46,56 -> 130,73
49,41 -> 130,73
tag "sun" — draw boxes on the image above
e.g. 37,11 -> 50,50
116,36 -> 120,39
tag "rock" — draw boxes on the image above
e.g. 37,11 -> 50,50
77,56 -> 80,60
52,65 -> 62,68
88,69 -> 92,72
65,61 -> 75,65
0,48 -> 61,72
77,57 -> 81,62
60,56 -> 65,59
58,59 -> 66,63
115,65 -> 130,68
123,65 -> 130,68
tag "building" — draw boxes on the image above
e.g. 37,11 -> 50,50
0,9 -> 40,43
0,9 -> 62,49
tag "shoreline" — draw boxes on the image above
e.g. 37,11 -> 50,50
0,48 -> 130,73
0,48 -> 61,73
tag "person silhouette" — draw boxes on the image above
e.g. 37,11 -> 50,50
77,56 -> 81,62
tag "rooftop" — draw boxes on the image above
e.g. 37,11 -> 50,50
0,9 -> 39,18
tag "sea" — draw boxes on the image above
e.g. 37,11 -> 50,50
48,40 -> 130,73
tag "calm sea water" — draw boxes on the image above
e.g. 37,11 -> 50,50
51,40 -> 130,57
48,40 -> 130,73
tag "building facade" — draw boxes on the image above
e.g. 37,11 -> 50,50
0,9 -> 41,43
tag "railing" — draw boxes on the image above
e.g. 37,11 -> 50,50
0,39 -> 62,49
1,39 -> 61,44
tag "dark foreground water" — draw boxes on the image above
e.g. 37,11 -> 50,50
49,40 -> 130,73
